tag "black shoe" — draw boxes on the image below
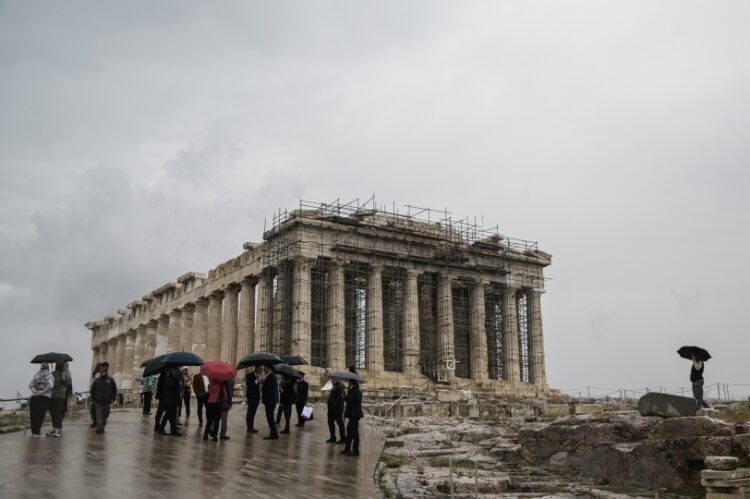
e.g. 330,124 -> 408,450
247,429 -> 258,434
294,424 -> 303,427
340,449 -> 351,454
263,435 -> 278,440
170,432 -> 183,436
96,429 -> 104,434
337,438 -> 347,444
220,435 -> 230,440
345,451 -> 360,457
211,436 -> 218,442
326,438 -> 337,443
89,423 -> 96,428
157,431 -> 168,435
202,435 -> 208,441
280,429 -> 290,434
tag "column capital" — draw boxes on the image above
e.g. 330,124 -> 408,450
241,276 -> 258,287
224,283 -> 241,294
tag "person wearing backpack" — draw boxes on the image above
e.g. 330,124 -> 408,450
28,362 -> 54,437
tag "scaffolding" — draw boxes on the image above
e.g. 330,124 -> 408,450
260,197 -> 548,385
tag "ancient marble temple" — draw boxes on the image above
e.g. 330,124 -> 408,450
86,200 -> 552,395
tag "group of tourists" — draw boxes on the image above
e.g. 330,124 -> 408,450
136,363 -> 364,456
27,361 -> 73,437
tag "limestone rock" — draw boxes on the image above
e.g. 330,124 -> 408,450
705,456 -> 740,470
637,392 -> 698,418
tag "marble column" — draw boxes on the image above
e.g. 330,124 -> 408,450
437,273 -> 455,381
123,331 -> 136,389
206,291 -> 224,360
192,298 -> 209,360
116,334 -> 126,386
145,320 -> 158,360
527,289 -> 546,386
99,341 -> 109,367
326,262 -> 346,370
402,269 -> 421,375
237,278 -> 257,359
107,338 -> 118,379
366,265 -> 384,372
167,309 -> 182,352
502,288 -> 521,382
220,285 -> 240,364
133,325 -> 147,381
291,259 -> 312,360
470,280 -> 489,381
155,315 -> 170,357
91,346 -> 100,381
257,272 -> 271,351
180,304 -> 195,353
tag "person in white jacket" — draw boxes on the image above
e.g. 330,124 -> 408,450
28,363 -> 54,437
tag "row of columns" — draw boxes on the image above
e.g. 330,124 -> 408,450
92,258 -> 545,388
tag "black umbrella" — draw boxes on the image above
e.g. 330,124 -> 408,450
31,352 -> 73,364
237,352 -> 282,369
142,352 -> 204,377
272,363 -> 302,379
329,370 -> 366,384
279,355 -> 308,366
677,345 -> 711,362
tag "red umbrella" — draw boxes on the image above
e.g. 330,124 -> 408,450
200,360 -> 237,381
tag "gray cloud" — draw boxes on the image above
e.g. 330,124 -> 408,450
1,1 -> 748,400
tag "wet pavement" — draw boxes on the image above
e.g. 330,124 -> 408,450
0,404 -> 384,499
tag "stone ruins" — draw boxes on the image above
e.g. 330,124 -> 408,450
85,199 -> 553,397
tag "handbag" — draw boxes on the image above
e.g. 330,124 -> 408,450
301,405 -> 314,420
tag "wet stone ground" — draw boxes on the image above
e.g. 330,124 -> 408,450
0,404 -> 384,499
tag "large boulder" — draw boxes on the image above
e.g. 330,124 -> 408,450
637,392 -> 698,417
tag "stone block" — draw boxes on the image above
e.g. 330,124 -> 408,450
703,469 -> 750,480
706,456 -> 740,471
637,392 -> 698,418
703,477 -> 750,487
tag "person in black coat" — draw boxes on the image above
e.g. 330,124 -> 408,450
341,379 -> 364,456
294,372 -> 309,427
157,366 -> 182,436
261,365 -> 279,439
244,366 -> 261,433
326,379 -> 346,443
90,363 -> 117,434
153,370 -> 167,432
279,375 -> 296,434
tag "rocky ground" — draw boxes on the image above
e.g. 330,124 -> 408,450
370,410 -> 750,498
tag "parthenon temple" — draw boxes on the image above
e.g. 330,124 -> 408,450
85,199 -> 553,396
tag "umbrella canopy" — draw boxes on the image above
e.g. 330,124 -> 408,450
329,371 -> 366,384
678,345 -> 711,362
31,352 -> 73,364
279,355 -> 309,366
272,363 -> 302,379
237,352 -> 282,369
156,352 -> 204,366
142,362 -> 168,377
201,360 -> 237,381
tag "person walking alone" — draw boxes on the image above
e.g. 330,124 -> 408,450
326,379 -> 346,444
279,375 -> 296,434
180,368 -> 191,423
90,363 -> 117,434
141,375 -> 157,415
341,379 -> 364,457
48,361 -> 71,437
261,365 -> 279,440
244,366 -> 261,433
294,371 -> 309,428
28,362 -> 54,437
691,353 -> 711,409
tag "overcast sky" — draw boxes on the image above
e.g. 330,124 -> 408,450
1,1 -> 748,402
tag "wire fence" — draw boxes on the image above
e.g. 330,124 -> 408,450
559,382 -> 750,404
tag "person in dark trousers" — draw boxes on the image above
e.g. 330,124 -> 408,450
28,362 -> 54,437
203,378 -> 225,442
141,375 -> 156,415
261,365 -> 279,440
326,378 -> 346,443
90,363 -> 117,434
192,371 -> 208,426
157,366 -> 182,436
218,379 -> 234,440
279,375 -> 296,434
48,361 -> 71,437
341,379 -> 364,456
245,366 -> 261,433
89,363 -> 103,427
153,370 -> 166,432
294,371 -> 309,427
180,368 -> 191,423
691,353 -> 710,409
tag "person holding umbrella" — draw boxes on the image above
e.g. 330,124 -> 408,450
199,360 -> 236,441
678,345 -> 711,409
278,374 -> 296,434
261,365 -> 279,440
28,362 -> 54,437
157,366 -> 182,436
294,371 -> 309,428
326,378 -> 346,444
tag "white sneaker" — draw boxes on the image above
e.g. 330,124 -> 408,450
31,434 -> 46,438
46,430 -> 57,437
